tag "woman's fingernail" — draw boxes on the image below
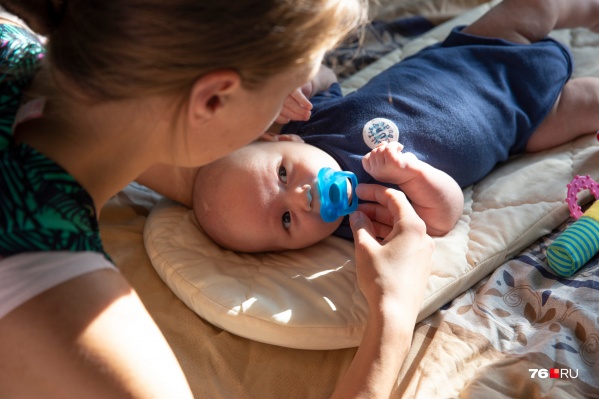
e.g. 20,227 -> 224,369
350,211 -> 362,224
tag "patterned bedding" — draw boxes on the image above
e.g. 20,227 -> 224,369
401,221 -> 599,397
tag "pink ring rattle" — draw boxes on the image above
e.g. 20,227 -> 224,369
566,175 -> 599,219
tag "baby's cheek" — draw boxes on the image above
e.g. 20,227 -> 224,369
313,217 -> 340,238
325,217 -> 344,236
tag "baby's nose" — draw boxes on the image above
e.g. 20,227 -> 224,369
292,184 -> 313,212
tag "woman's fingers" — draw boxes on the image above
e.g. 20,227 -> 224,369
355,183 -> 427,241
357,202 -> 394,231
349,211 -> 378,248
356,183 -> 415,224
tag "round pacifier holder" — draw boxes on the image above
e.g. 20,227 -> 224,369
316,167 -> 358,222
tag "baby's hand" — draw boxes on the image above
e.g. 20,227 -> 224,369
275,85 -> 313,124
362,142 -> 420,186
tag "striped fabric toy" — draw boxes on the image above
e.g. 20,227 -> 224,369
546,175 -> 599,277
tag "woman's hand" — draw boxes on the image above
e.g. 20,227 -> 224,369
332,184 -> 433,399
350,183 -> 433,311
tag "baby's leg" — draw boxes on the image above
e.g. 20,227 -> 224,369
526,77 -> 599,152
463,0 -> 599,44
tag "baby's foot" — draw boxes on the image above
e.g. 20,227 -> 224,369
362,141 -> 420,186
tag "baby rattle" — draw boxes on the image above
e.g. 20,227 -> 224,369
546,174 -> 599,277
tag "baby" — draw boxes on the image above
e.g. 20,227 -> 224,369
193,135 -> 463,252
190,0 -> 599,253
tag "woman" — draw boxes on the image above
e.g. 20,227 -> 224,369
0,0 -> 433,398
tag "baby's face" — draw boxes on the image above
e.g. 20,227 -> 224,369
194,139 -> 345,252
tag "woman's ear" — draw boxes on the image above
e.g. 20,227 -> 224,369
187,70 -> 241,127
259,132 -> 305,142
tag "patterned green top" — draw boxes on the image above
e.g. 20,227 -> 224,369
0,24 -> 107,259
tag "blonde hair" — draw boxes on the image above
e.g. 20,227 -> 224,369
2,0 -> 367,101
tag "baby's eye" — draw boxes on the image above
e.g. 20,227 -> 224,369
278,165 -> 287,183
282,211 -> 291,229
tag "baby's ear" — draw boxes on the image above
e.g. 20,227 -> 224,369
258,133 -> 304,143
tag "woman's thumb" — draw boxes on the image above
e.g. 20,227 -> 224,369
350,211 -> 377,248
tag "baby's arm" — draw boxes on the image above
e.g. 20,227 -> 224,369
362,142 -> 464,236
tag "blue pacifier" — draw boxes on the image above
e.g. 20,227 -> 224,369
316,167 -> 358,222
